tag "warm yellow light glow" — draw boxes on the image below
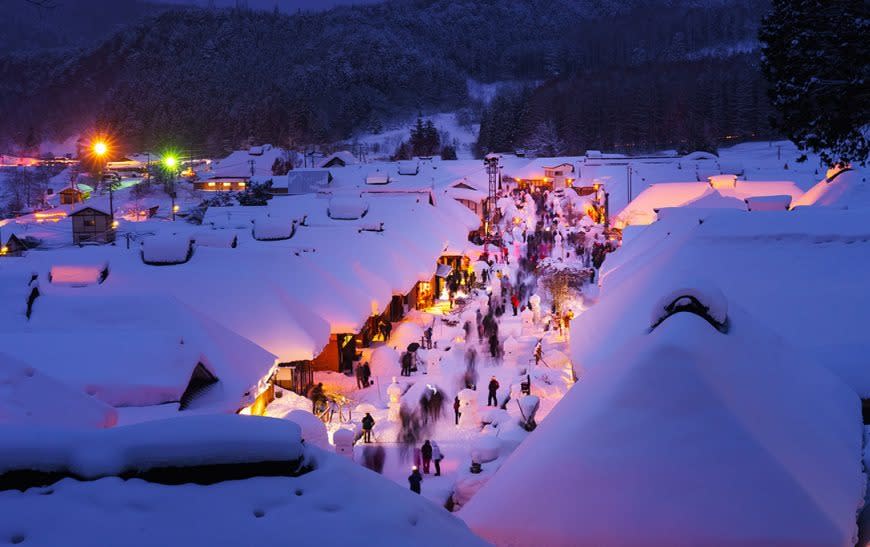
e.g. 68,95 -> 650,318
238,182 -> 246,188
172,204 -> 180,213
0,246 -> 8,255
207,182 -> 216,187
111,220 -> 119,229
92,141 -> 108,157
222,182 -> 231,187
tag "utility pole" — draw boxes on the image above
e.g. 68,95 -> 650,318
484,153 -> 500,244
249,159 -> 255,177
626,165 -> 632,203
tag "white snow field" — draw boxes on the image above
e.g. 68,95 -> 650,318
0,415 -> 487,547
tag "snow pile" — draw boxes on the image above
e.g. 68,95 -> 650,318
365,173 -> 390,185
0,415 -> 487,547
252,218 -> 294,241
49,261 -> 108,286
369,345 -> 401,377
141,235 -> 193,265
0,352 -> 117,429
462,307 -> 863,546
745,194 -> 792,211
281,409 -> 330,450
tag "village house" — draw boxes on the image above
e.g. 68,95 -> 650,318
70,205 -> 115,245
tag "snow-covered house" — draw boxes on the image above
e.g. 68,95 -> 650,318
196,144 -> 285,191
1,233 -> 27,257
462,284 -> 864,546
0,292 -> 278,416
70,205 -> 114,245
269,169 -> 332,195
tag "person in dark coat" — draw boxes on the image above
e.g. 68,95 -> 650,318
401,351 -> 412,376
487,376 -> 500,407
489,333 -> 500,360
424,326 -> 433,349
355,363 -> 366,389
383,320 -> 393,341
453,395 -> 461,425
421,440 -> 433,474
309,382 -> 324,413
361,361 -> 372,387
361,412 -> 375,443
408,466 -> 423,494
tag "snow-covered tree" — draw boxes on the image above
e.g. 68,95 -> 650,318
760,0 -> 869,166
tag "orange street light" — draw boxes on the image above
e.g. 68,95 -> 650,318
92,141 -> 108,157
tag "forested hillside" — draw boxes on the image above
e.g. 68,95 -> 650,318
0,0 -> 772,155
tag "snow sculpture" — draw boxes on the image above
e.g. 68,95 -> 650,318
490,274 -> 502,300
529,294 -> 542,323
333,428 -> 355,460
553,231 -> 564,258
457,388 -> 480,429
520,307 -> 534,336
387,377 -> 403,422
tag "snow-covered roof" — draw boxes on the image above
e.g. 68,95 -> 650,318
191,230 -> 237,249
318,150 -> 357,168
791,168 -> 870,209
463,303 -> 863,546
581,208 -> 870,397
70,204 -> 110,216
0,292 -> 276,411
745,194 -> 792,211
0,415 -> 486,546
207,145 -> 284,179
682,150 -> 718,161
0,351 -> 117,429
617,180 -> 804,226
365,173 -> 391,185
270,170 -> 331,195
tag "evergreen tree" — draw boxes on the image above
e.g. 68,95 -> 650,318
760,0 -> 869,166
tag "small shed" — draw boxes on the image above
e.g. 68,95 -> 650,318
59,187 -> 85,205
70,206 -> 115,245
1,234 -> 27,257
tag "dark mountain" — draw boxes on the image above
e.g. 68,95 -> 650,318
0,0 -> 772,155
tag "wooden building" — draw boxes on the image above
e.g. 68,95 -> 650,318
194,177 -> 248,192
1,234 -> 27,257
71,206 -> 115,245
59,187 -> 86,205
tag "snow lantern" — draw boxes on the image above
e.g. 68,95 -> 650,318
387,378 -> 403,422
457,388 -> 480,429
333,428 -> 355,460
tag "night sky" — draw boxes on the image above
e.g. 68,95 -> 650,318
160,0 -> 385,11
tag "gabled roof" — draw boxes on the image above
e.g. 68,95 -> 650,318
70,204 -> 110,216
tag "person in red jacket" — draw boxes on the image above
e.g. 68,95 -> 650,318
511,292 -> 520,316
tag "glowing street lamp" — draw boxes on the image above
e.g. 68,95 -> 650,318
163,155 -> 178,170
92,141 -> 108,157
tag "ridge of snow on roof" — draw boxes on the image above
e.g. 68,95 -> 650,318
141,235 -> 192,265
